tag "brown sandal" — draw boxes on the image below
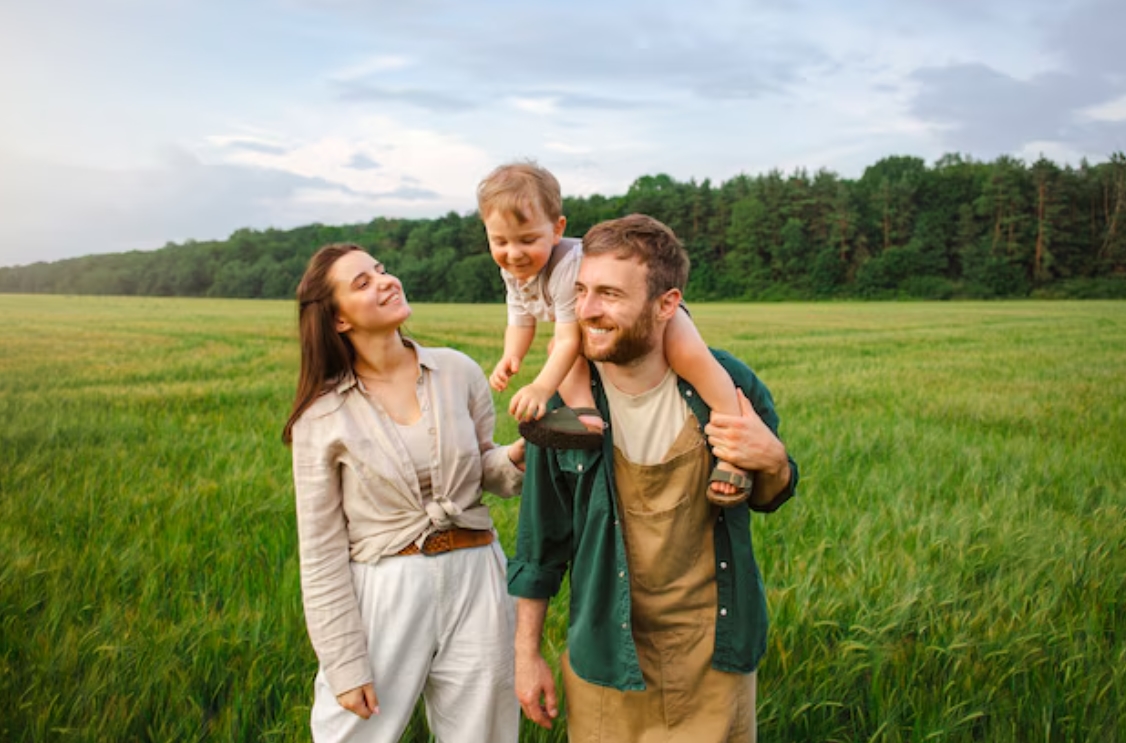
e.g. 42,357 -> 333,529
707,468 -> 754,507
519,407 -> 604,451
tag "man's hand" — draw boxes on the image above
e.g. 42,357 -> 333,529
336,683 -> 379,719
491,356 -> 521,392
509,383 -> 552,422
515,650 -> 559,729
705,390 -> 791,503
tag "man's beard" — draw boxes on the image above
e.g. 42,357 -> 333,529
581,302 -> 658,365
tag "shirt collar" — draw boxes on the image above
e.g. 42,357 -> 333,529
333,337 -> 438,395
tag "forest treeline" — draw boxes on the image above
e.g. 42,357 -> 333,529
3,152 -> 1125,301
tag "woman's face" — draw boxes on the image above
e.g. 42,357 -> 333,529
329,250 -> 411,336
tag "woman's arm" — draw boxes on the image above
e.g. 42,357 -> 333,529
466,358 -> 526,498
291,419 -> 373,696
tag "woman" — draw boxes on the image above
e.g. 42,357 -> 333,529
282,243 -> 525,742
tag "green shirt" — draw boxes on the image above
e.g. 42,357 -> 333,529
507,350 -> 800,690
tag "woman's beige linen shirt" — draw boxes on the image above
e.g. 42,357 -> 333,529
291,341 -> 524,694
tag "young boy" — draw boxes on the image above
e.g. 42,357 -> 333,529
477,161 -> 751,505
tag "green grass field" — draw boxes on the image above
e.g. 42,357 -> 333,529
2,295 -> 1124,742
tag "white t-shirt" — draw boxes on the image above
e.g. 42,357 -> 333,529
598,365 -> 692,466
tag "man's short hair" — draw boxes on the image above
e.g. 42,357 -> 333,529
476,161 -> 563,223
582,214 -> 690,299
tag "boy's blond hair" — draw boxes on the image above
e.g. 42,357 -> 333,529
476,161 -> 563,223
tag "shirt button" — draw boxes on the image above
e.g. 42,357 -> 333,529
618,571 -> 625,578
720,608 -> 728,617
718,515 -> 724,522
577,463 -> 583,472
687,390 -> 694,397
621,622 -> 628,630
720,561 -> 728,570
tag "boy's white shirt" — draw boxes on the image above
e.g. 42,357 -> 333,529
501,237 -> 583,327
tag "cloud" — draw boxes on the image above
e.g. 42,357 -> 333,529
507,96 -> 557,115
347,152 -> 381,170
907,0 -> 1126,158
1046,0 -> 1126,77
222,139 -> 292,156
375,185 -> 440,201
337,83 -> 478,113
330,54 -> 413,81
911,65 -> 1091,150
0,149 -> 371,267
302,0 -> 822,104
557,92 -> 649,110
545,141 -> 594,155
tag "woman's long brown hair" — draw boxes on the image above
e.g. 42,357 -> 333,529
282,243 -> 364,445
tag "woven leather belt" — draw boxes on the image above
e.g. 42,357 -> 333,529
395,527 -> 494,557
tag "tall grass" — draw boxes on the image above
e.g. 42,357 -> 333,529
1,296 -> 1123,741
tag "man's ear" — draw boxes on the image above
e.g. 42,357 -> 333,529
553,215 -> 567,242
657,288 -> 682,321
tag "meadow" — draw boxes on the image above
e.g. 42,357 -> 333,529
1,294 -> 1123,742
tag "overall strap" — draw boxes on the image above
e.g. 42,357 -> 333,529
541,236 -> 580,286
536,237 -> 580,318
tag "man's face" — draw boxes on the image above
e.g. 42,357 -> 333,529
575,253 -> 661,365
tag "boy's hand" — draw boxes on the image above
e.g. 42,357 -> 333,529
490,356 -> 521,392
509,383 -> 552,422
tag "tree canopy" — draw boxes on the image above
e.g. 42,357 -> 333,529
3,153 -> 1125,301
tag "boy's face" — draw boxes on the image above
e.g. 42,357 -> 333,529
483,204 -> 566,282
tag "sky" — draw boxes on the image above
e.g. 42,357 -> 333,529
1,0 -> 1124,268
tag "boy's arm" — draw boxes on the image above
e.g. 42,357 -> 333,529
491,322 -> 537,392
509,321 -> 582,421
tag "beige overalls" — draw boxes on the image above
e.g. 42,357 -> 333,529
562,417 -> 757,742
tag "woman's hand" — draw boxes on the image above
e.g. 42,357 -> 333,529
508,437 -> 527,471
336,683 -> 379,719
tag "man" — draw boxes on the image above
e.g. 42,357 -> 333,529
507,214 -> 799,741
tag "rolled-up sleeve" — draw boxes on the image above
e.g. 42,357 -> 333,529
508,441 -> 573,599
466,358 -> 525,498
291,419 -> 372,695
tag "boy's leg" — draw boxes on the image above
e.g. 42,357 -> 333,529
555,353 -> 603,432
664,307 -> 751,503
517,341 -> 602,450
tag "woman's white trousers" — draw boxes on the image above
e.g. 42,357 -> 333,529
310,541 -> 518,743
